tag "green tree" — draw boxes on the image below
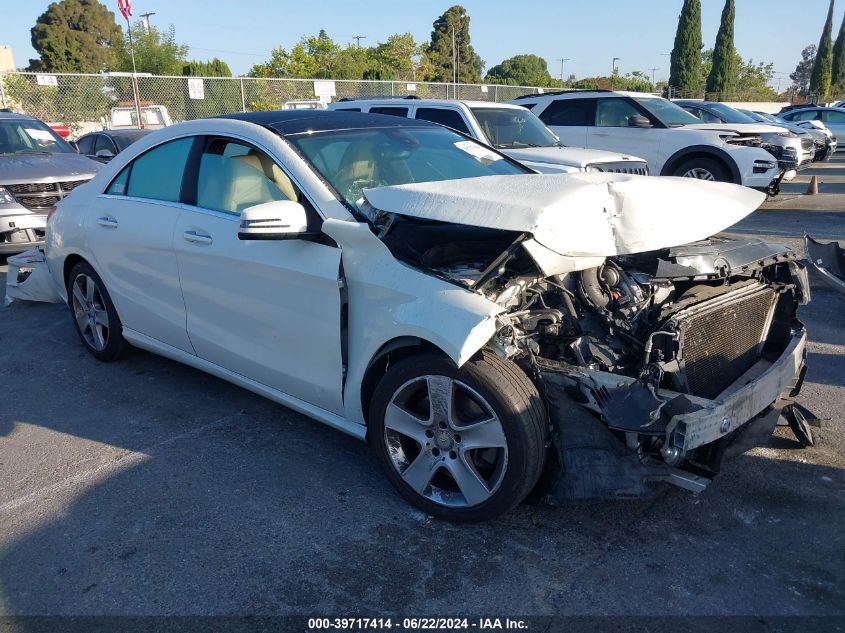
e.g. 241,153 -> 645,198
424,6 -> 484,83
832,13 -> 845,94
485,54 -> 553,86
791,45 -> 817,94
669,0 -> 702,94
182,58 -> 232,77
810,0 -> 835,99
115,22 -> 188,75
372,33 -> 421,80
29,0 -> 122,72
701,48 -> 777,100
706,0 -> 736,99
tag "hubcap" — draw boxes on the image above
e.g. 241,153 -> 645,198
683,167 -> 716,181
383,375 -> 508,508
71,274 -> 109,352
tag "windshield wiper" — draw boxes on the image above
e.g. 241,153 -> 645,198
14,149 -> 52,155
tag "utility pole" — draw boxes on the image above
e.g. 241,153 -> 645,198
611,57 -> 620,90
648,67 -> 659,90
352,35 -> 366,47
557,58 -> 571,88
139,12 -> 156,32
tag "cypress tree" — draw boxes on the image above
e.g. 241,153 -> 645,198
831,12 -> 845,94
706,0 -> 736,99
669,0 -> 703,95
810,0 -> 835,100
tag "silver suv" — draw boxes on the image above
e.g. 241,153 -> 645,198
1,112 -> 99,255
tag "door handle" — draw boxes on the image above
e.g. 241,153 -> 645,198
183,230 -> 213,245
593,132 -> 610,137
97,216 -> 118,228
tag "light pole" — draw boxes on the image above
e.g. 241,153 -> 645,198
557,58 -> 571,88
648,67 -> 659,91
139,12 -> 156,32
611,57 -> 620,90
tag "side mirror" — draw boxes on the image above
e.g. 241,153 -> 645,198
95,148 -> 115,159
238,200 -> 311,240
628,115 -> 652,128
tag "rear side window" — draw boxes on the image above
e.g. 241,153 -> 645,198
414,108 -> 471,134
789,110 -> 820,122
823,110 -> 845,122
334,107 -> 361,112
370,106 -> 409,117
116,137 -> 193,202
76,135 -> 95,155
538,99 -> 595,126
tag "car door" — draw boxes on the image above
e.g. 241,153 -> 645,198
536,98 -> 594,147
173,136 -> 345,413
587,97 -> 663,161
821,109 -> 845,143
88,136 -> 196,353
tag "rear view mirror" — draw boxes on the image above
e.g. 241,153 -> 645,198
238,200 -> 311,240
628,115 -> 652,128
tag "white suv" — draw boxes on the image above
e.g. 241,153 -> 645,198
511,90 -> 783,193
328,97 -> 649,175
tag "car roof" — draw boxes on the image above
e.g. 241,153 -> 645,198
523,90 -> 659,100
218,109 -> 438,135
333,98 -> 525,110
0,111 -> 40,121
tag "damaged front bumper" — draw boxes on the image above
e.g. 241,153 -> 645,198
1,212 -> 47,255
537,325 -> 807,503
4,248 -> 63,306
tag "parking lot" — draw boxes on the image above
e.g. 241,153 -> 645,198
0,161 -> 843,617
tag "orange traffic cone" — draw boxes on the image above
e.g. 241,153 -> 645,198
805,176 -> 819,195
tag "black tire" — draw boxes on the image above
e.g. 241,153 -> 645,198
672,156 -> 730,182
370,350 -> 547,522
67,260 -> 128,362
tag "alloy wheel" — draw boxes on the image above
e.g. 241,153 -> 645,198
383,375 -> 509,508
682,167 -> 717,181
71,273 -> 110,352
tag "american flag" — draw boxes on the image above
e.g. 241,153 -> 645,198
117,0 -> 132,21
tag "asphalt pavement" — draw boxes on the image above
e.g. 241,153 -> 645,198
0,161 -> 843,618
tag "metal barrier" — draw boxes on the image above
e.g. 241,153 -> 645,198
0,71 -> 547,136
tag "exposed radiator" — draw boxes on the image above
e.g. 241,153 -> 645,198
672,283 -> 778,399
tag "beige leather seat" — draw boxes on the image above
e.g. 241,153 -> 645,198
231,152 -> 298,202
335,143 -> 377,192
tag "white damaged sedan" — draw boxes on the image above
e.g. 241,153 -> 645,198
43,111 -> 811,521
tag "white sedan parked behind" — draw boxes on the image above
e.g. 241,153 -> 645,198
44,111 -> 811,521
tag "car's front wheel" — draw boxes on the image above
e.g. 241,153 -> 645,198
672,156 -> 730,182
67,260 -> 128,362
370,351 -> 547,522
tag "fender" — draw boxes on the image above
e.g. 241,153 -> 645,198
660,145 -> 741,184
321,218 -> 504,427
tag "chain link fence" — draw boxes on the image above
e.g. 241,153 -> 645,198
0,71 -> 547,137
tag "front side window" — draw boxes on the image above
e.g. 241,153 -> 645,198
370,107 -> 409,117
196,138 -> 296,215
470,107 -> 560,148
538,99 -> 595,127
123,137 -> 193,202
414,108 -> 471,134
94,135 -> 116,155
289,127 -> 529,208
823,110 -> 845,122
632,97 -> 700,127
682,106 -> 720,123
596,99 -> 644,127
790,110 -> 821,122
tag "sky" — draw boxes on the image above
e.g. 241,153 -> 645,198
1,0 -> 839,87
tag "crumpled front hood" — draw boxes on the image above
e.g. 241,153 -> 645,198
363,173 -> 766,258
503,146 -> 643,168
0,153 -> 100,184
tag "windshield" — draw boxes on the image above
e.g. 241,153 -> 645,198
701,102 -> 757,124
738,109 -> 767,122
470,107 -> 560,149
113,132 -> 148,151
289,126 -> 530,209
632,97 -> 701,127
0,118 -> 73,155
